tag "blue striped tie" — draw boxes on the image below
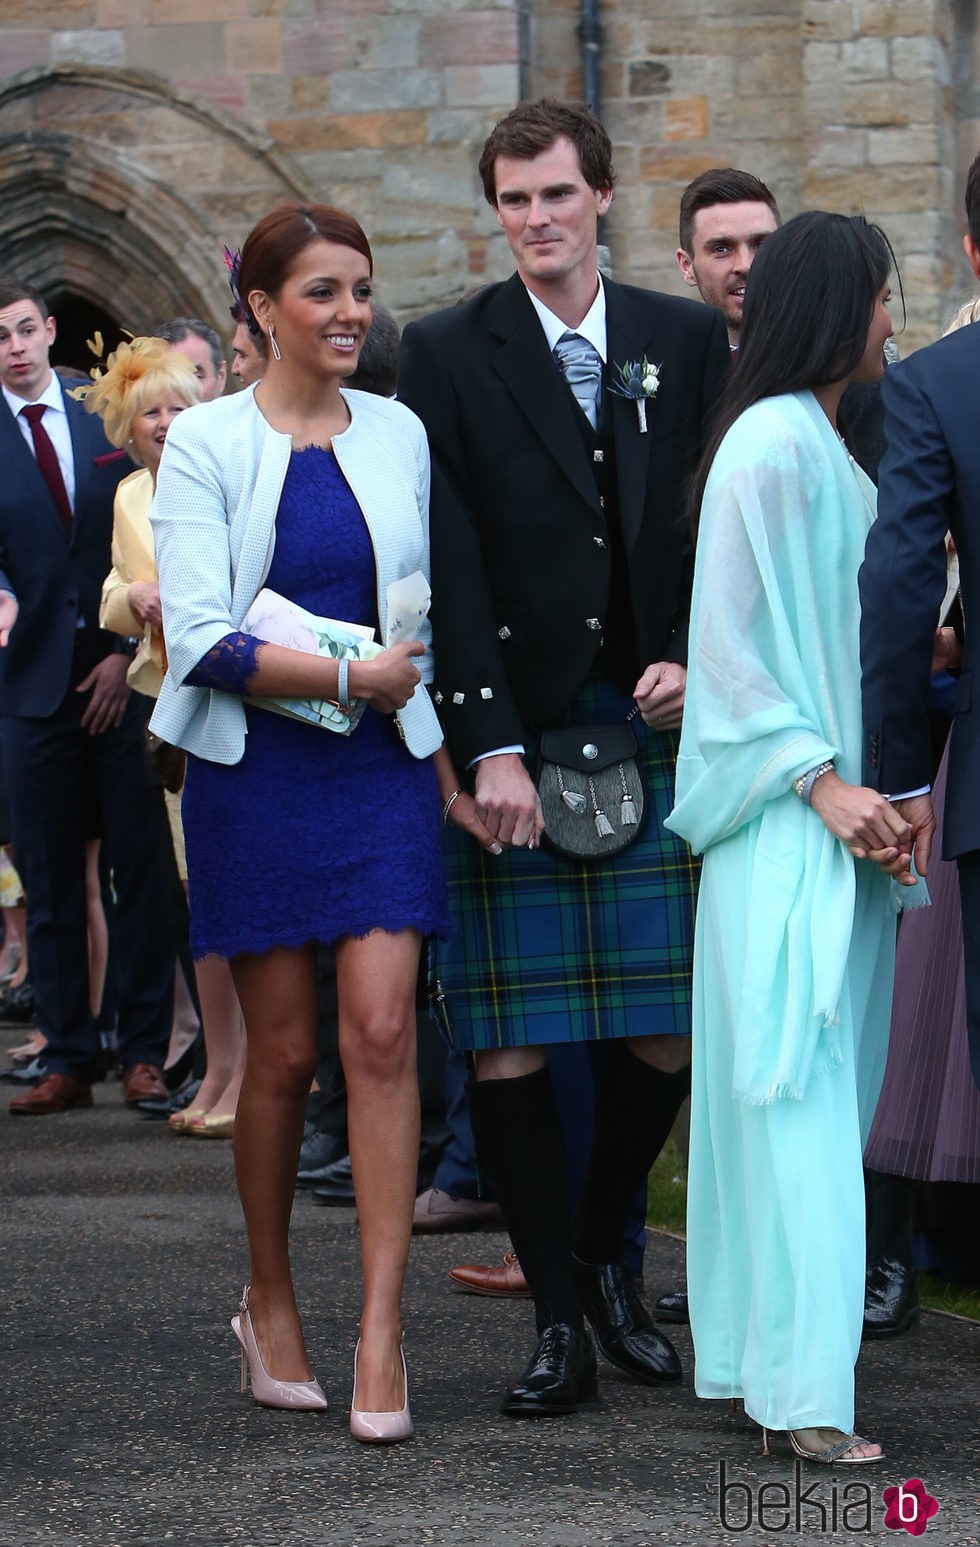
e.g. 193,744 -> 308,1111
553,331 -> 602,429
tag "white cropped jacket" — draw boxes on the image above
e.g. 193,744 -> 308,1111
149,385 -> 442,764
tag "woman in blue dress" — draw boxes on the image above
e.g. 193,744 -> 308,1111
666,214 -> 923,1466
151,204 -> 467,1440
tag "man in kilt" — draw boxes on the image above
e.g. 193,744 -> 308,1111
398,99 -> 729,1416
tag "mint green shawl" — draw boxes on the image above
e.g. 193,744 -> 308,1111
666,391 -> 911,1103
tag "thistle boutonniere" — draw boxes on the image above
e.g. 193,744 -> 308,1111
610,357 -> 661,433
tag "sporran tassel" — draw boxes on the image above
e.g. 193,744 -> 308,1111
594,809 -> 614,838
620,793 -> 637,826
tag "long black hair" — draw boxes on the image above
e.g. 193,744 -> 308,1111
690,211 -> 897,520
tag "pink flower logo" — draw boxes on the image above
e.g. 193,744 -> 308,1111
883,1479 -> 940,1535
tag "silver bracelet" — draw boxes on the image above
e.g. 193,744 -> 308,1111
337,656 -> 351,712
442,789 -> 462,824
792,760 -> 835,805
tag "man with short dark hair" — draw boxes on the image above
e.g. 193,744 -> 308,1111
155,316 -> 226,400
861,149 -> 980,1094
399,99 -> 728,1417
0,279 -> 175,1115
676,168 -> 780,348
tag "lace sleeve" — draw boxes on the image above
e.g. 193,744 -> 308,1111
185,632 -> 263,693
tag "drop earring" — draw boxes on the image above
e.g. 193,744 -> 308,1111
268,325 -> 282,362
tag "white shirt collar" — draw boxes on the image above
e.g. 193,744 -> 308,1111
2,370 -> 65,420
523,275 -> 607,363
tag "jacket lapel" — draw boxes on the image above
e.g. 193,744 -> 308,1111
488,277 -> 602,515
605,282 -> 657,554
64,390 -> 90,539
0,393 -> 72,543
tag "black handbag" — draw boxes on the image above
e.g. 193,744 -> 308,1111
536,717 -> 645,860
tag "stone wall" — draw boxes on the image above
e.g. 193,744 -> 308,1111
0,0 -> 975,351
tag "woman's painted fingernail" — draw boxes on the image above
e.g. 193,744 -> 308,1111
490,843 -> 503,855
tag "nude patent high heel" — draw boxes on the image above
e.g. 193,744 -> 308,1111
230,1285 -> 327,1411
349,1340 -> 413,1443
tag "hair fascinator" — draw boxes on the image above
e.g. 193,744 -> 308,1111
224,244 -> 260,334
71,332 -> 200,448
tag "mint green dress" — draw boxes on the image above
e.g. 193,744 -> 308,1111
666,391 -> 903,1433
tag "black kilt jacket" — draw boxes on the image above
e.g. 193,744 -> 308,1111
397,273 -> 730,769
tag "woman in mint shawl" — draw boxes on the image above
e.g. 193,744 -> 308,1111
666,214 -> 924,1466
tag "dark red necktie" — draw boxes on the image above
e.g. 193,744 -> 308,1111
20,403 -> 73,535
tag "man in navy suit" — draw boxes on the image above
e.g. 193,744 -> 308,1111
860,151 -> 980,1092
0,280 -> 174,1115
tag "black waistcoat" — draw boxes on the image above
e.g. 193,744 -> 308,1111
566,378 -> 640,693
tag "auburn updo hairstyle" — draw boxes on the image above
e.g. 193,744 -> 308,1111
237,205 -> 373,331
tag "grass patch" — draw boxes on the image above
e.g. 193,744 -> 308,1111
918,1273 -> 980,1321
647,1146 -> 979,1324
646,1137 -> 688,1236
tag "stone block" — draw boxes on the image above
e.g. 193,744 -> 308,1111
97,0 -> 151,22
805,124 -> 868,170
639,146 -> 732,182
804,165 -> 945,213
867,123 -> 943,168
418,10 -> 518,66
126,24 -> 226,77
0,0 -> 92,23
361,15 -> 421,69
628,60 -> 671,98
839,37 -> 889,78
227,19 -> 282,75
426,109 -> 502,146
172,74 -> 247,116
0,31 -> 51,78
802,0 -> 855,42
281,20 -> 357,76
890,36 -> 951,86
736,44 -> 803,97
828,80 -> 936,129
598,61 -> 627,105
267,111 -> 428,153
330,66 -> 444,112
665,94 -> 709,142
444,64 -> 521,108
858,0 -> 941,39
51,27 -> 125,64
605,101 -> 666,148
802,40 -> 841,88
147,0 -> 245,19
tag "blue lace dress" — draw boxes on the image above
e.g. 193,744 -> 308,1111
180,447 -> 450,959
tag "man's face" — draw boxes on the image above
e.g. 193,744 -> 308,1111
171,332 -> 226,400
0,300 -> 55,401
231,322 -> 265,387
492,136 -> 612,296
677,201 -> 778,343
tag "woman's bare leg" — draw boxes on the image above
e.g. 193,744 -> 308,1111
84,840 -> 108,1020
229,942 -> 320,1383
192,954 -> 246,1113
335,928 -> 421,1413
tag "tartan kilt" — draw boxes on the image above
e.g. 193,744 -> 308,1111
433,679 -> 699,1051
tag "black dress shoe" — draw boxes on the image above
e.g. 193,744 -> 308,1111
572,1256 -> 682,1384
297,1130 -> 349,1186
310,1154 -> 356,1206
0,980 -> 35,1025
863,1257 -> 920,1339
654,1290 -> 690,1325
501,1323 -> 598,1416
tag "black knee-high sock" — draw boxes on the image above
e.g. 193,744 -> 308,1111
573,1046 -> 691,1265
467,1067 -> 582,1333
865,1167 -> 916,1270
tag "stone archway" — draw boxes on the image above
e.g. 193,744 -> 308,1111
0,65 -> 313,341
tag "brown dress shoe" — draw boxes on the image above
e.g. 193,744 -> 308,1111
449,1250 -> 530,1298
10,1071 -> 93,1116
122,1063 -> 168,1104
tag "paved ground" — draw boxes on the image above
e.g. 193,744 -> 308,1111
1,1056 -> 977,1546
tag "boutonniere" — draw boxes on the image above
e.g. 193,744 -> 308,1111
610,358 -> 661,433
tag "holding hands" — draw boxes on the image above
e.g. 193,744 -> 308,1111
809,771 -> 929,887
